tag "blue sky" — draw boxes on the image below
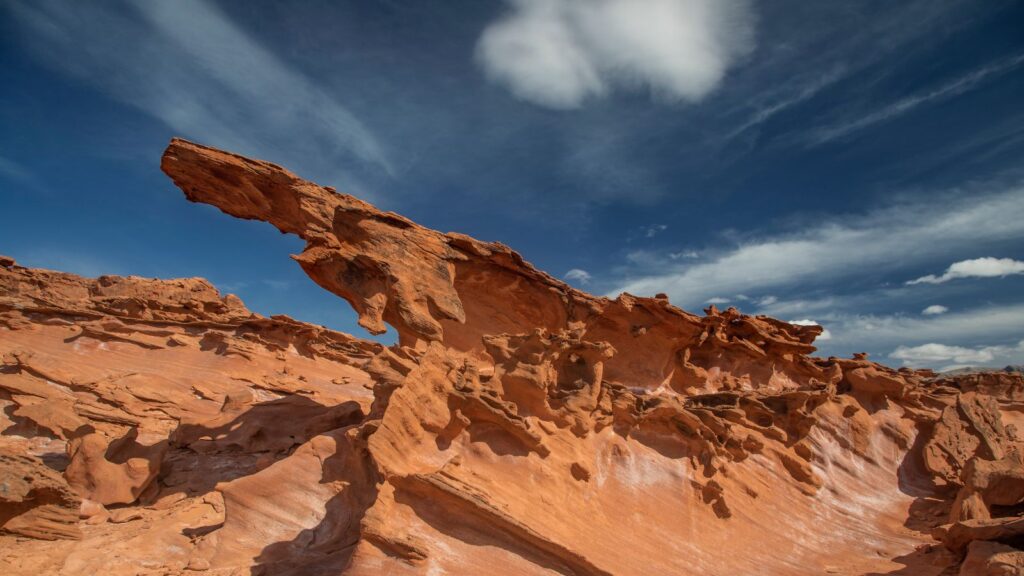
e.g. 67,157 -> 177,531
2,0 -> 1023,370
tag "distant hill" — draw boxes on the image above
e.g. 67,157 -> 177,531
941,365 -> 1024,376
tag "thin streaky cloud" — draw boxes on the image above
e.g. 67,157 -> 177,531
723,66 -> 847,141
805,52 -> 1024,146
6,0 -> 393,191
0,156 -> 34,184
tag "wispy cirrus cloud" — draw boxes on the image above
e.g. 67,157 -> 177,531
6,0 -> 392,194
476,0 -> 755,109
722,66 -> 847,141
804,52 -> 1024,146
0,156 -> 34,185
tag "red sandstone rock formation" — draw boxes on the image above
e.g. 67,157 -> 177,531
1,139 -> 1023,575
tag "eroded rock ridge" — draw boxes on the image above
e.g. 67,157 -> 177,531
1,139 -> 1022,575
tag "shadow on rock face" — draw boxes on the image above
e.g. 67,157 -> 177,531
248,426 -> 379,576
898,420 -> 952,536
162,395 -> 364,498
65,428 -> 167,506
861,544 -> 958,576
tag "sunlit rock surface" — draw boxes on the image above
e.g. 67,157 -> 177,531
1,139 -> 1023,575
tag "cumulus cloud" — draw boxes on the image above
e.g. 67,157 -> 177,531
610,187 -> 1024,308
890,340 -> 1024,367
788,319 -> 832,341
907,257 -> 1024,285
564,268 -> 592,284
922,304 -> 949,315
475,0 -> 755,109
706,296 -> 730,304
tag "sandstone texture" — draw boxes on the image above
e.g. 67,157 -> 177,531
1,138 -> 1022,574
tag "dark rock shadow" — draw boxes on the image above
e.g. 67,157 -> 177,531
390,475 -> 608,576
160,396 -> 363,498
865,421 -> 961,574
630,429 -> 692,460
249,426 -> 379,576
897,421 -> 953,535
464,422 -> 532,457
862,544 -> 959,576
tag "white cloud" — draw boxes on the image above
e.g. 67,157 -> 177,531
891,343 -> 999,366
907,257 -> 1024,285
564,268 -> 592,284
610,186 -> 1024,308
788,319 -> 832,341
890,340 -> 1024,367
706,296 -> 730,304
669,250 -> 699,260
814,304 -> 1024,362
755,295 -> 841,319
788,319 -> 817,326
8,0 -> 391,192
805,52 -> 1024,146
758,295 -> 778,306
645,224 -> 668,238
475,0 -> 755,109
922,304 -> 949,315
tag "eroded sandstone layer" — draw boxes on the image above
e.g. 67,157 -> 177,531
2,139 -> 1023,575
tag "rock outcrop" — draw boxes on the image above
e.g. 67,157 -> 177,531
1,139 -> 1022,575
